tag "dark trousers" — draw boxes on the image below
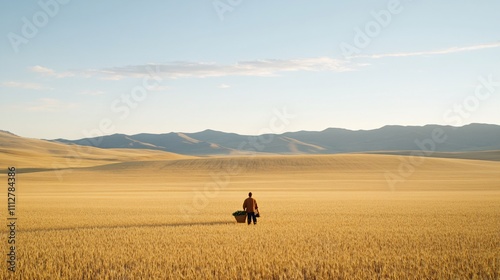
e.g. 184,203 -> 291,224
247,212 -> 257,224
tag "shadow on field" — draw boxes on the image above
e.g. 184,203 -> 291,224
21,221 -> 234,233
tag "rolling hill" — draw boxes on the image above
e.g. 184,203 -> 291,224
0,130 -> 191,171
51,123 -> 500,157
18,153 -> 500,192
2,129 -> 499,192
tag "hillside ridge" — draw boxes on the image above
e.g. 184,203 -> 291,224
48,123 -> 500,156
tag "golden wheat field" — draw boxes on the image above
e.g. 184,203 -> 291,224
1,133 -> 499,279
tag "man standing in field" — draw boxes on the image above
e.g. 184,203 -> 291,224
243,192 -> 258,225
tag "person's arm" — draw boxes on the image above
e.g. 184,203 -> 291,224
255,199 -> 258,210
242,200 -> 246,211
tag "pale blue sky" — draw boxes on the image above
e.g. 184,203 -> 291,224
1,0 -> 499,139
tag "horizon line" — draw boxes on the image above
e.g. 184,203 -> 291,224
2,122 -> 499,141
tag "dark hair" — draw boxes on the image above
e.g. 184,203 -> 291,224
248,192 -> 252,197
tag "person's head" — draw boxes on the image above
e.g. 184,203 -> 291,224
248,192 -> 252,197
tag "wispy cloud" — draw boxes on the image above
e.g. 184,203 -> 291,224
29,65 -> 74,78
31,57 -> 363,81
354,42 -> 500,59
1,81 -> 53,90
97,57 -> 359,80
218,84 -> 230,89
25,98 -> 77,112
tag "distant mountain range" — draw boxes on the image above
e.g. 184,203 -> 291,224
51,123 -> 500,156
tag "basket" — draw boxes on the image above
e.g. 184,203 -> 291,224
234,214 -> 247,223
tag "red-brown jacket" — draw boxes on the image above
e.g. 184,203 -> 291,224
243,197 -> 258,213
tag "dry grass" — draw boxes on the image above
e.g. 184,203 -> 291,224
0,136 -> 499,279
2,191 -> 499,279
